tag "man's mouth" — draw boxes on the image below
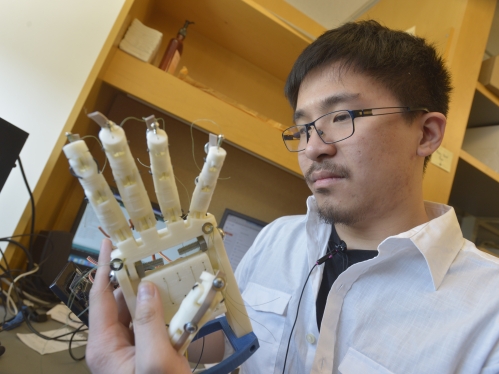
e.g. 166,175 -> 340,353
305,162 -> 350,188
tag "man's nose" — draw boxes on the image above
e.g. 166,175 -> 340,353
303,126 -> 338,161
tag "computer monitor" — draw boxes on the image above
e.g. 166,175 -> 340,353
219,209 -> 267,270
0,117 -> 29,193
69,189 -> 168,267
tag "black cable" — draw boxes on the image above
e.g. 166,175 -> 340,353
0,246 -> 21,329
281,264 -> 317,374
68,312 -> 81,324
0,239 -> 33,271
69,323 -> 87,361
281,245 -> 346,373
23,313 -> 88,342
0,244 -> 14,279
17,157 -> 36,264
192,336 -> 205,372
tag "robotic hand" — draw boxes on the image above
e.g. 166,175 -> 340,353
62,112 -> 258,373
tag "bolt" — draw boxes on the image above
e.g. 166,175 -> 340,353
218,228 -> 225,239
213,278 -> 225,290
109,271 -> 119,285
202,223 -> 214,234
184,322 -> 198,334
110,258 -> 124,271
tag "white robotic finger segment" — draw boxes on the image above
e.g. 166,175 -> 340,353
63,139 -> 133,244
189,146 -> 226,218
96,117 -> 157,233
210,229 -> 253,337
146,127 -> 182,222
168,270 -> 226,354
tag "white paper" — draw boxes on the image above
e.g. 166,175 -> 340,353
17,326 -> 87,355
47,303 -> 84,329
222,215 -> 264,270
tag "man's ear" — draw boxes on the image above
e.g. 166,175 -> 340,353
416,112 -> 447,157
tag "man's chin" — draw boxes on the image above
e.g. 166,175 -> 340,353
316,200 -> 362,226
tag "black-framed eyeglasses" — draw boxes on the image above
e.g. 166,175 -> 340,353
281,106 -> 429,152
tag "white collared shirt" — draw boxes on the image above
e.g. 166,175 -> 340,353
235,197 -> 499,374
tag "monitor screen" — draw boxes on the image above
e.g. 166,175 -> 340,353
219,209 -> 267,270
0,117 -> 29,193
69,190 -> 167,267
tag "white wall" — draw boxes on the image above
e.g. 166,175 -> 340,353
0,0 -> 126,254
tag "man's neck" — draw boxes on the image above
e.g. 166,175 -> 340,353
334,200 -> 429,251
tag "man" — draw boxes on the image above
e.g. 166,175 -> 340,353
87,21 -> 499,373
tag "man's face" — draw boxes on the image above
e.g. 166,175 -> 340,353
296,64 -> 423,226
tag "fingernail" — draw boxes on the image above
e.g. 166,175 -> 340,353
138,282 -> 154,301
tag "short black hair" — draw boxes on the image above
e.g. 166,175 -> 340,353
284,20 -> 452,169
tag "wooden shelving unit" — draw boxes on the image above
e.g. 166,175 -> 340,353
468,82 -> 499,127
102,49 -> 302,175
449,83 -> 499,217
153,0 -> 313,82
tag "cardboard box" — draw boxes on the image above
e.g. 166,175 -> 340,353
462,125 -> 499,173
479,56 -> 499,97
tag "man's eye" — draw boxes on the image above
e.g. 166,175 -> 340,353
332,113 -> 350,122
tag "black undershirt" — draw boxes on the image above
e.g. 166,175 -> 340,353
316,225 -> 378,330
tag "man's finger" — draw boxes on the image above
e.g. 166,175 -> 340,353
89,239 -> 118,333
134,282 -> 190,373
114,287 -> 132,327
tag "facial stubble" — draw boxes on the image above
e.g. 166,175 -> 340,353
305,160 -> 367,226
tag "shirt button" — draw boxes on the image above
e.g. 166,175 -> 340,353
306,333 -> 316,344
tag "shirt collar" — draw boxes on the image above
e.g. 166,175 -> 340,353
378,201 -> 464,290
307,197 -> 464,291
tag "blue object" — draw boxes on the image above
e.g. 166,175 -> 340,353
2,306 -> 27,331
192,316 -> 259,373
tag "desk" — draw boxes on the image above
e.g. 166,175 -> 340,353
0,312 -> 90,374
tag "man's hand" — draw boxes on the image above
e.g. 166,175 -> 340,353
86,239 -> 191,374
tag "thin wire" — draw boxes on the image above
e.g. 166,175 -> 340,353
0,239 -> 33,271
6,265 -> 39,315
192,336 -> 205,372
175,175 -> 191,207
82,135 -> 107,173
1,290 -> 17,316
119,116 -> 145,127
136,158 -> 151,168
282,264 -> 317,374
69,323 -> 87,361
17,157 -> 35,264
23,314 -> 88,342
189,119 -> 223,172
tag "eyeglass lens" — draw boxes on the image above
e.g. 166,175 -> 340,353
282,110 -> 354,151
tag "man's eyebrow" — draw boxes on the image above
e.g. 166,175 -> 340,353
293,92 -> 360,123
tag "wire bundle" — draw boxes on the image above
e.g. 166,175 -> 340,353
0,157 -> 87,361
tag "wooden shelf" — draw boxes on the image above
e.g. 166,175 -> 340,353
468,82 -> 499,127
102,49 -> 302,175
459,149 -> 499,184
449,150 -> 499,217
153,0 -> 312,82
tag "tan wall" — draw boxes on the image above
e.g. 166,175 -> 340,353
358,0 -> 496,203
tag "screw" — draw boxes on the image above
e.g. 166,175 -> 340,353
218,228 -> 225,239
109,271 -> 119,285
110,258 -> 124,271
202,223 -> 214,234
213,278 -> 225,290
184,322 -> 198,334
